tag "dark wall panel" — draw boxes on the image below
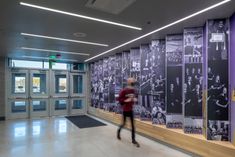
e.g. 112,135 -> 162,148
205,19 -> 230,141
183,27 -> 203,134
114,53 -> 123,113
130,48 -> 141,117
166,34 -> 183,128
140,44 -> 152,120
122,51 -> 130,88
103,58 -> 109,110
151,40 -> 166,125
107,56 -> 116,111
90,63 -> 95,107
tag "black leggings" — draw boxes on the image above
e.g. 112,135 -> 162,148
118,111 -> 135,141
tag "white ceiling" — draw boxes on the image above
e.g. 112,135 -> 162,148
0,0 -> 234,62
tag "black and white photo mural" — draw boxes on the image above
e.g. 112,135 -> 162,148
90,63 -> 95,107
130,47 -> 141,117
150,40 -> 166,125
97,60 -> 104,109
183,27 -> 203,134
114,53 -> 123,114
108,56 -> 116,112
205,19 -> 229,141
92,62 -> 99,108
166,34 -> 183,128
122,51 -> 130,88
103,58 -> 109,111
140,44 -> 152,120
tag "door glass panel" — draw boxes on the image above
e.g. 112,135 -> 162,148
12,73 -> 26,94
11,101 -> 26,113
32,100 -> 46,112
73,75 -> 83,94
72,63 -> 85,71
55,75 -> 67,93
32,73 -> 47,94
55,100 -> 67,110
73,100 -> 83,109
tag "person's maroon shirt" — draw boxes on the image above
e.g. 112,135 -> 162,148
118,87 -> 137,112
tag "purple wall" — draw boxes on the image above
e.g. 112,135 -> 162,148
230,13 -> 235,145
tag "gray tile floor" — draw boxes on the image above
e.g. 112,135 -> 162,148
0,116 -> 194,157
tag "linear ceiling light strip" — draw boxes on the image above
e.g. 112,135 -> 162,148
20,2 -> 142,30
21,47 -> 90,56
21,33 -> 108,47
85,0 -> 231,62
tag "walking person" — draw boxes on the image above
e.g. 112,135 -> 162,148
117,77 -> 140,147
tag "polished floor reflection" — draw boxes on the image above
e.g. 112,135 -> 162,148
0,117 -> 194,157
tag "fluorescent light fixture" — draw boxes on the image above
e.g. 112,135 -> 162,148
22,56 -> 78,62
85,0 -> 231,62
21,47 -> 90,56
21,33 -> 108,47
20,2 -> 142,30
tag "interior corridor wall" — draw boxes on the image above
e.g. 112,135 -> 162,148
0,57 -> 5,119
88,14 -> 235,146
230,13 -> 235,146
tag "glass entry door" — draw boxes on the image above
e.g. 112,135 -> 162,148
30,70 -> 49,98
7,68 -> 87,119
70,73 -> 86,115
51,71 -> 69,116
8,69 -> 50,119
8,69 -> 29,119
29,70 -> 49,117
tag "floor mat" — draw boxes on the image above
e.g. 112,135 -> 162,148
66,115 -> 107,129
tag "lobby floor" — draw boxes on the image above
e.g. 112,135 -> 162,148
0,116 -> 194,157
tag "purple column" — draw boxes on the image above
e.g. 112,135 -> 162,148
230,13 -> 235,145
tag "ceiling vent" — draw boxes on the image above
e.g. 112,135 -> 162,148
86,0 -> 136,15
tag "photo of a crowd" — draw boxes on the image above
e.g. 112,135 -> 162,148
166,34 -> 183,128
183,27 -> 204,134
207,120 -> 229,141
140,44 -> 152,120
206,19 -> 229,141
151,40 -> 166,124
114,53 -> 123,114
130,48 -> 142,117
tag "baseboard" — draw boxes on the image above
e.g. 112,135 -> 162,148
0,117 -> 5,121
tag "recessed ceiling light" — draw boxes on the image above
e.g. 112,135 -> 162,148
22,55 -> 79,62
20,2 -> 142,30
21,47 -> 90,56
85,0 -> 231,62
73,32 -> 87,38
21,33 -> 108,47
